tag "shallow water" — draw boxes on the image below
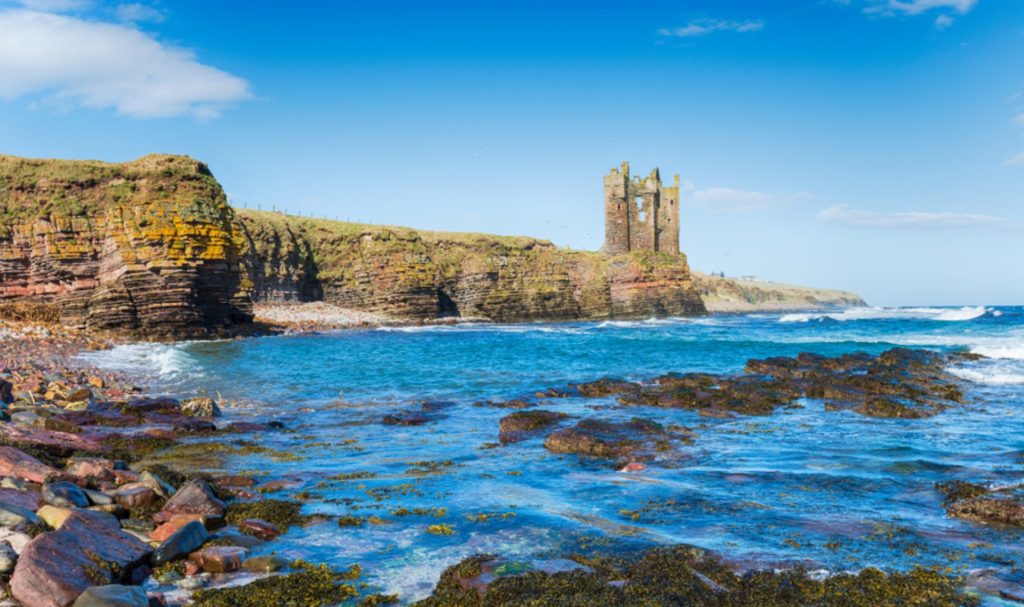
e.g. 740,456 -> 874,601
83,306 -> 1024,603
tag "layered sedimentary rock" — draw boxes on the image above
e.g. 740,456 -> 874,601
0,155 -> 252,338
693,271 -> 865,313
237,209 -> 707,322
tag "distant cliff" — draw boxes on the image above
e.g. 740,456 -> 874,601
236,209 -> 707,322
0,154 -> 251,338
693,272 -> 865,313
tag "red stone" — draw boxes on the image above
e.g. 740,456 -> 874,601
66,457 -> 116,480
214,475 -> 255,488
142,428 -> 175,439
149,515 -> 205,542
188,546 -> 248,573
10,511 -> 150,607
153,478 -> 225,524
115,484 -> 158,510
0,423 -> 104,452
237,518 -> 281,541
0,446 -> 57,483
113,470 -> 140,484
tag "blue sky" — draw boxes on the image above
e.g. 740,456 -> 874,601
0,0 -> 1022,305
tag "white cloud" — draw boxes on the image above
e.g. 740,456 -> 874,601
0,9 -> 250,118
690,187 -> 808,214
883,0 -> 977,15
659,18 -> 764,38
115,3 -> 164,23
818,204 -> 1014,230
1014,113 -> 1024,126
1007,151 -> 1024,166
861,0 -> 978,25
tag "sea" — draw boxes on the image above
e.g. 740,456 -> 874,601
81,305 -> 1024,604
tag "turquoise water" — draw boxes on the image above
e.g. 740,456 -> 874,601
86,306 -> 1024,603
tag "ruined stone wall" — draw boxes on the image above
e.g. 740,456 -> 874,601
656,175 -> 680,254
602,162 -> 680,255
602,165 -> 630,255
0,154 -> 252,338
237,210 -> 707,322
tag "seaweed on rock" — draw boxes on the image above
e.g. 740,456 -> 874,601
413,546 -> 978,607
191,560 -> 361,607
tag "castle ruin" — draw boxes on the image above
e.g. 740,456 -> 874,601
601,161 -> 680,255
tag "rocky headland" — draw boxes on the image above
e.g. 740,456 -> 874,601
0,153 -> 871,340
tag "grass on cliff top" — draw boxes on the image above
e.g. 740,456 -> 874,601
0,153 -> 214,185
692,271 -> 865,311
236,208 -> 550,249
236,208 -> 690,290
0,153 -> 223,227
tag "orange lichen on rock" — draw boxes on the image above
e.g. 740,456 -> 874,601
0,154 -> 252,338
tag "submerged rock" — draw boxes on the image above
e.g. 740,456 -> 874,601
571,377 -> 641,398
938,482 -> 1024,527
383,401 -> 454,426
555,348 -> 972,419
72,585 -> 149,607
544,418 -> 685,463
237,518 -> 281,541
242,554 -> 287,573
498,410 -> 568,444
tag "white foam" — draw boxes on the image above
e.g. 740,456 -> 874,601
376,322 -> 594,335
77,343 -> 200,382
779,306 -> 989,323
948,367 -> 1024,385
971,345 -> 1024,360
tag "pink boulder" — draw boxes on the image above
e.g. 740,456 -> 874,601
10,510 -> 150,607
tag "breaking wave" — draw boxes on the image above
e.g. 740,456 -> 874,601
779,306 -> 989,323
77,342 -> 202,385
949,367 -> 1024,386
970,344 -> 1024,361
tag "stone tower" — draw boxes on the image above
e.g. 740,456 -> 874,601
602,161 -> 680,255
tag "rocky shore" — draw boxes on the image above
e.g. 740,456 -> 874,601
0,315 -> 1008,606
252,302 -> 398,332
0,320 -> 392,606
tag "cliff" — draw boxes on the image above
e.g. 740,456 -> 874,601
693,272 -> 865,313
3,152 -> 867,337
0,154 -> 251,338
236,209 -> 707,322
